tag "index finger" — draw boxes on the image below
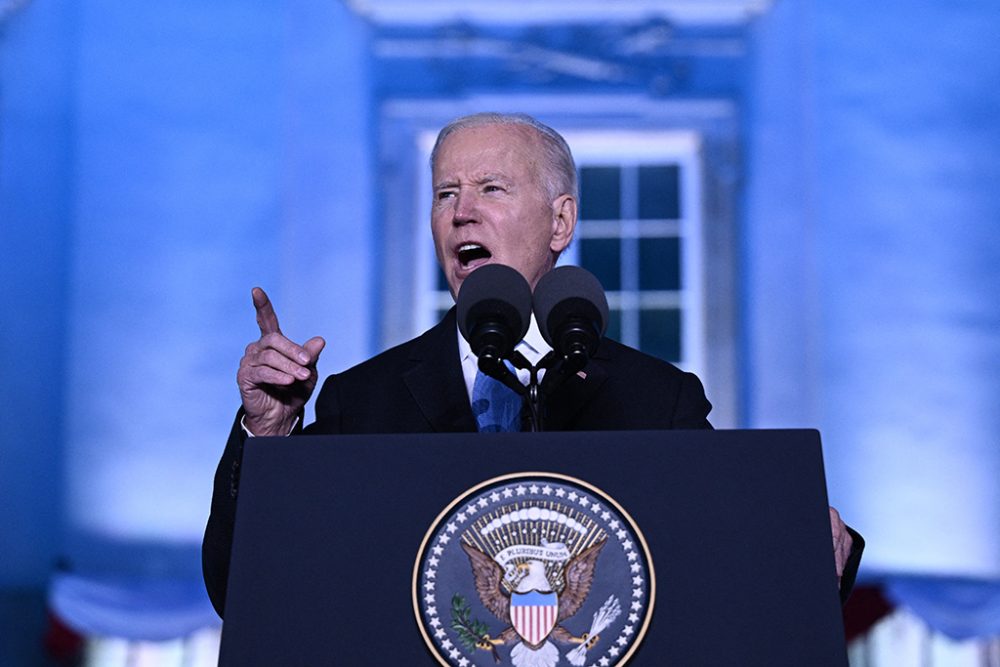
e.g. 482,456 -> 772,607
252,287 -> 281,336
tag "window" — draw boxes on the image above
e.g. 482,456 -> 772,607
567,131 -> 704,376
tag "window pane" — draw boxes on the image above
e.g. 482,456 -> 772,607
640,308 -> 682,362
639,237 -> 681,291
579,166 -> 621,220
579,237 -> 621,291
638,165 -> 680,220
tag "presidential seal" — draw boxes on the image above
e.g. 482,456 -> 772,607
413,473 -> 654,667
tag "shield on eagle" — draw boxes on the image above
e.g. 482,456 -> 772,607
509,590 -> 559,647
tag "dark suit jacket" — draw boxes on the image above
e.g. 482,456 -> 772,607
202,309 -> 861,615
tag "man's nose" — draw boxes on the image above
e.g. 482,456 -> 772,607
452,190 -> 478,225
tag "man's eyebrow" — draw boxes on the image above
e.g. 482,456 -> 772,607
475,173 -> 509,183
433,173 -> 510,189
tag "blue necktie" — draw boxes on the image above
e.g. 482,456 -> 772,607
471,369 -> 523,432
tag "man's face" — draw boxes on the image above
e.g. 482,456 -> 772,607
431,124 -> 576,298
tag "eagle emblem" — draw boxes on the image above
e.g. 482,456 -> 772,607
414,473 -> 654,667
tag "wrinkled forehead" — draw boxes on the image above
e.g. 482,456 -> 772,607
433,124 -> 544,179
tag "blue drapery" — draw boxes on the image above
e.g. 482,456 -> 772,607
49,573 -> 219,641
885,575 -> 1000,641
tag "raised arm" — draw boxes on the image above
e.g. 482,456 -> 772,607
203,287 -> 325,616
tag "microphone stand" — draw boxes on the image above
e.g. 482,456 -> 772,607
509,352 -> 543,432
484,346 -> 596,433
507,350 -> 588,433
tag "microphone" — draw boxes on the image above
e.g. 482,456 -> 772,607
533,265 -> 609,377
456,264 -> 532,383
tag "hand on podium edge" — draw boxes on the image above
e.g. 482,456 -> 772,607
829,506 -> 854,585
237,287 -> 325,436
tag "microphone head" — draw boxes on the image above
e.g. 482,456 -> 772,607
456,264 -> 532,358
533,265 -> 609,353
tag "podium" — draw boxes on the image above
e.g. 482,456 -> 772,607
219,430 -> 848,666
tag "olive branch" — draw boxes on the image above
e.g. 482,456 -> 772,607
451,594 -> 490,649
451,594 -> 500,662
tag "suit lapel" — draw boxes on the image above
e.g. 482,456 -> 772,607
403,309 -> 478,433
542,341 -> 611,430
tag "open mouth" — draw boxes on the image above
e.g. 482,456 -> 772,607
456,242 -> 492,267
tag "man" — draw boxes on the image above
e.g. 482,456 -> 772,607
203,112 -> 861,616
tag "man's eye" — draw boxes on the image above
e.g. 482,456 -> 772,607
484,184 -> 504,193
437,190 -> 456,200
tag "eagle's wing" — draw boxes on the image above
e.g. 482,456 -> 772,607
557,539 -> 607,621
461,542 -> 510,622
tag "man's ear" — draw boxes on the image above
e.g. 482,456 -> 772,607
549,194 -> 578,254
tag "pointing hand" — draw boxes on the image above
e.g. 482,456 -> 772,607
236,287 -> 325,436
